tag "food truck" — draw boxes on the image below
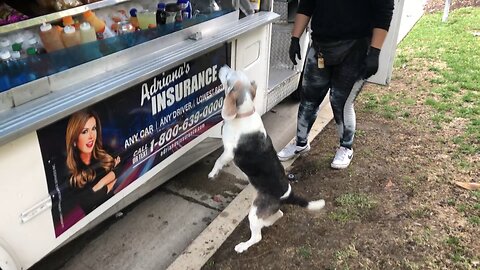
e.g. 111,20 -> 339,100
0,0 -> 404,268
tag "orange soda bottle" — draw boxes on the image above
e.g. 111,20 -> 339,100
83,10 -> 106,39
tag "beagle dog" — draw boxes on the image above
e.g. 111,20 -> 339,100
208,66 -> 325,253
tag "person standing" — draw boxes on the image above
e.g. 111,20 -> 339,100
277,0 -> 394,169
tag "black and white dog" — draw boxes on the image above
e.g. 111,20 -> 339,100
208,66 -> 325,253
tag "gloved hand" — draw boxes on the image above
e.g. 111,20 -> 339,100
289,37 -> 301,65
363,46 -> 381,79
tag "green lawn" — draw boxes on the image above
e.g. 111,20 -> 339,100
396,7 -> 480,155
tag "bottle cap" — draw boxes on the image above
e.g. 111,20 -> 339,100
80,22 -> 92,31
12,43 -> 22,52
63,16 -> 74,26
14,36 -> 24,44
11,51 -> 21,59
129,8 -> 138,17
27,47 -> 37,56
83,10 -> 94,18
0,38 -> 10,47
157,2 -> 166,9
64,25 -> 76,34
28,38 -> 37,45
23,31 -> 34,40
0,50 -> 11,60
40,22 -> 52,32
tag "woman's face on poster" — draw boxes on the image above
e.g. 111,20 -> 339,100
76,116 -> 97,155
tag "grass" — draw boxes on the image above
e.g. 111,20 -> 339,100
329,193 -> 377,223
393,8 -> 480,156
297,246 -> 312,259
333,244 -> 359,269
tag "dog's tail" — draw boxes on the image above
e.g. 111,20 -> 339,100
281,186 -> 325,211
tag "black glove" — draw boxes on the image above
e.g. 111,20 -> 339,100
363,46 -> 381,79
289,37 -> 301,65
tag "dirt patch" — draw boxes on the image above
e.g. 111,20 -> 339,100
203,90 -> 479,269
202,3 -> 479,269
425,0 -> 480,13
202,97 -> 478,269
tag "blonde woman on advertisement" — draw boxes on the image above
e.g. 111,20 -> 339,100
65,109 -> 121,214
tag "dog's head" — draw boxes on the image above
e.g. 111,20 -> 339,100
219,65 -> 257,121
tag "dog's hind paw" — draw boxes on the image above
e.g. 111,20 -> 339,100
234,242 -> 251,253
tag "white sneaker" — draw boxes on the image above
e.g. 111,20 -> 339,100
331,146 -> 353,169
277,142 -> 311,161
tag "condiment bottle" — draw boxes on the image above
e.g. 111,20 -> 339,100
79,22 -> 97,43
39,22 -> 65,53
61,25 -> 81,48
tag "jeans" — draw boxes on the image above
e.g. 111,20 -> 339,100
296,38 -> 369,149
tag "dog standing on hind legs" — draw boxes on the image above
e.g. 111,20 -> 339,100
208,65 -> 325,253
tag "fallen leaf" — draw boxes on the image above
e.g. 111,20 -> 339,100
385,179 -> 395,190
212,194 -> 223,202
455,181 -> 480,191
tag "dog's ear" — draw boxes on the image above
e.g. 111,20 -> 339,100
222,88 -> 238,120
250,80 -> 257,99
219,65 -> 231,92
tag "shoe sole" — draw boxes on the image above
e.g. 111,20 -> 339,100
330,163 -> 350,169
278,146 -> 311,162
331,159 -> 352,169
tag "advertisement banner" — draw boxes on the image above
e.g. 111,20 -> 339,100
37,45 -> 228,237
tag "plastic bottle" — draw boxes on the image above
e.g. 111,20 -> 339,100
0,50 -> 11,91
0,38 -> 11,53
156,3 -> 167,25
129,8 -> 142,30
25,37 -> 42,55
39,22 -> 65,53
12,50 -> 36,83
79,22 -> 97,43
83,10 -> 107,39
0,50 -> 29,88
177,0 -> 192,19
96,13 -> 116,38
61,25 -> 81,48
20,32 -> 35,52
137,10 -> 157,30
62,16 -> 75,27
11,35 -> 24,55
26,44 -> 46,80
0,50 -> 11,62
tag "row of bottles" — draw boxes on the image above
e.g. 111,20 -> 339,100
39,10 -> 114,53
0,0 -> 214,92
35,0 -> 194,54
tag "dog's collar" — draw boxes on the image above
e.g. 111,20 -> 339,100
236,108 -> 255,118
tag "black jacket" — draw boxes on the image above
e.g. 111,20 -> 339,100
297,0 -> 394,42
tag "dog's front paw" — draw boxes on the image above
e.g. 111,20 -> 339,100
234,242 -> 250,253
208,169 -> 218,180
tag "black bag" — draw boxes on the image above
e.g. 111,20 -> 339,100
312,39 -> 357,66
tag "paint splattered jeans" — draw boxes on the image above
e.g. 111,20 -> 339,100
296,38 -> 369,149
